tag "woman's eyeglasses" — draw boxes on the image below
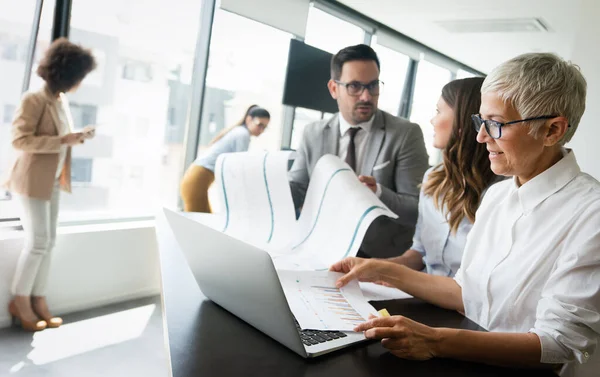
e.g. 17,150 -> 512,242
471,114 -> 565,139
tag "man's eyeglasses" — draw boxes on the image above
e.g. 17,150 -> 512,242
471,114 -> 566,139
334,80 -> 383,96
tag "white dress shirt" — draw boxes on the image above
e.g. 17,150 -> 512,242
454,150 -> 600,377
338,113 -> 382,196
338,113 -> 373,169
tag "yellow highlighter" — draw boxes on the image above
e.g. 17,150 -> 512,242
378,308 -> 391,317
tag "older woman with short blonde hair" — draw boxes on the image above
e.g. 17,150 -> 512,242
331,53 -> 599,377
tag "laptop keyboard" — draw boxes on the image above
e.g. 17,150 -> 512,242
295,319 -> 347,347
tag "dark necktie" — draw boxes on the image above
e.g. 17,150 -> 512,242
345,127 -> 361,172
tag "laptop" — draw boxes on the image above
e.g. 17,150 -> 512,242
163,208 -> 367,358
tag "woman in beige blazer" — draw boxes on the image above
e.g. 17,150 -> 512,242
4,38 -> 96,331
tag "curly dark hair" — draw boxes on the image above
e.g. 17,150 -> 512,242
36,37 -> 97,94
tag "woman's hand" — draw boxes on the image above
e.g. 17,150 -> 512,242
329,257 -> 391,287
374,280 -> 395,287
60,132 -> 85,146
81,125 -> 96,139
355,315 -> 440,360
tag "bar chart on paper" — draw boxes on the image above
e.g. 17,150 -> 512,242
311,286 -> 367,328
278,270 -> 377,331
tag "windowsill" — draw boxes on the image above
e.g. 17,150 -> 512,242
0,218 -> 155,241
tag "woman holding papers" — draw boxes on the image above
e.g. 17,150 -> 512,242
180,105 -> 270,213
331,53 -> 599,377
386,77 -> 500,277
5,38 -> 97,331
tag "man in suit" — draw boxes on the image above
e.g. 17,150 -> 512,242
288,44 -> 429,258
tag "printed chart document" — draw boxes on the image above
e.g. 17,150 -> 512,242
273,155 -> 397,270
205,151 -> 398,270
278,270 -> 378,331
358,282 -> 413,301
213,151 -> 297,252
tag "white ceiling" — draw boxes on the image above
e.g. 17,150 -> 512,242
338,0 -> 589,73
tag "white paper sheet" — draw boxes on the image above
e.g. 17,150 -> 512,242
273,154 -> 398,270
213,151 -> 297,252
210,152 -> 398,271
179,212 -> 226,230
359,282 -> 413,301
278,270 -> 378,331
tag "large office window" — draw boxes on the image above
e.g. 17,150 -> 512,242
371,36 -> 410,116
0,0 -> 50,219
2,104 -> 15,123
26,0 -> 56,92
290,108 -> 323,150
29,0 -> 205,220
289,6 -> 365,150
70,102 -> 98,129
410,60 -> 452,165
71,158 -> 94,183
199,9 -> 291,154
304,6 -> 365,54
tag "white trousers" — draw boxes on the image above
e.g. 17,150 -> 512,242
11,184 -> 60,296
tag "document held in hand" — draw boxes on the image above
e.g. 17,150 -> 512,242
212,151 -> 398,270
277,270 -> 378,331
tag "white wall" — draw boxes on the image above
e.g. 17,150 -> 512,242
566,0 -> 600,180
0,222 -> 160,328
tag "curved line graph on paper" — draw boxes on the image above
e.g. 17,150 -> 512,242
220,156 -> 230,232
342,205 -> 385,259
263,153 -> 275,243
313,205 -> 387,271
292,168 -> 351,250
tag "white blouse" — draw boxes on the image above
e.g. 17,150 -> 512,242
454,150 -> 600,377
411,167 -> 475,277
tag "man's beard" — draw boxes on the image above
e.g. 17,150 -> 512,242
352,101 -> 375,123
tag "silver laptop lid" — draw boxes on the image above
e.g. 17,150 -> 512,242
163,209 -> 307,357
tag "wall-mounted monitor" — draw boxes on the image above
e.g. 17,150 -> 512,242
282,39 -> 338,114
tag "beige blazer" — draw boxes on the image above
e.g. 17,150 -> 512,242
4,87 -> 73,200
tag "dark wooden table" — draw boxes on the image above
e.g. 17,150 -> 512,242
155,214 -> 555,377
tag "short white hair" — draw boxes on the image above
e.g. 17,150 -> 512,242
482,53 -> 587,145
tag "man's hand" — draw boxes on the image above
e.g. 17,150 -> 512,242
358,175 -> 377,193
355,315 -> 439,361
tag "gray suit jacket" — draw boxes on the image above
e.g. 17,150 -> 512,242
288,110 -> 429,258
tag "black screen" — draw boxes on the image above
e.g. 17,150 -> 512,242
282,40 -> 338,114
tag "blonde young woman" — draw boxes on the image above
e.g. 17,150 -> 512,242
180,105 -> 270,212
5,38 -> 96,331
